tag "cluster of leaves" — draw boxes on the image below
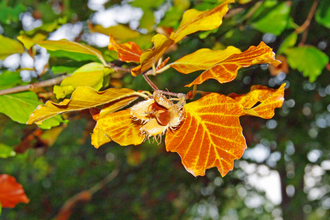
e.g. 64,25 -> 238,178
1,0 -> 330,218
23,0 -> 285,178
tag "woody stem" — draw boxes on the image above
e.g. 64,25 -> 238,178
142,73 -> 159,90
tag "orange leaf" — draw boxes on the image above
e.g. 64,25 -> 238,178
229,84 -> 285,119
91,109 -> 145,148
27,87 -> 142,125
131,34 -> 174,76
99,96 -> 140,119
170,0 -> 234,43
165,93 -> 246,177
108,35 -> 143,63
184,41 -> 281,87
0,174 -> 30,208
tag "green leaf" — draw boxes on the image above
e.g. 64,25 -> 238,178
54,62 -> 113,99
0,91 -> 63,128
316,1 -> 330,29
130,0 -> 165,9
0,202 -> 2,216
249,1 -> 291,36
285,46 -> 329,82
0,71 -> 22,90
140,9 -> 155,31
38,39 -> 105,64
0,91 -> 40,124
48,50 -> 100,62
0,2 -> 26,24
277,32 -> 297,54
0,143 -> 16,158
0,35 -> 25,60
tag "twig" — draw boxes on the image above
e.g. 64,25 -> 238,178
142,73 -> 159,90
0,74 -> 71,96
295,0 -> 319,46
55,168 -> 119,220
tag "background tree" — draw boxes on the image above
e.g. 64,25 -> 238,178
0,0 -> 329,219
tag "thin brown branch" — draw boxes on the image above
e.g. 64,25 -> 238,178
0,74 -> 72,96
55,168 -> 119,220
296,0 -> 319,45
142,73 -> 159,90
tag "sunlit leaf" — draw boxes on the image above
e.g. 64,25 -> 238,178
54,62 -> 113,99
108,35 -> 143,63
229,84 -> 285,119
165,93 -> 246,177
170,46 -> 241,73
0,35 -> 25,60
27,87 -> 142,125
92,109 -> 145,148
37,39 -> 106,65
0,91 -> 62,128
99,96 -> 140,118
131,34 -> 174,76
285,46 -> 329,82
170,0 -> 234,43
0,174 -> 30,208
184,41 -> 281,87
249,1 -> 291,36
89,23 -> 140,39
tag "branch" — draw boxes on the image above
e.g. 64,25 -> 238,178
55,168 -> 119,220
0,74 -> 71,96
295,0 -> 319,46
0,64 -> 134,96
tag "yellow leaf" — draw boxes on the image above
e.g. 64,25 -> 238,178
184,41 -> 281,87
0,35 -> 25,60
89,23 -> 140,40
229,84 -> 285,119
131,34 -> 174,76
27,87 -> 142,125
165,93 -> 246,177
170,46 -> 241,73
54,62 -> 112,99
170,0 -> 234,43
99,96 -> 140,118
92,109 -> 145,148
37,39 -> 106,66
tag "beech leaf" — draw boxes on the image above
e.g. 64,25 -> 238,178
92,109 -> 145,148
170,46 -> 241,73
0,174 -> 30,208
131,34 -> 174,76
34,39 -> 106,66
165,93 -> 246,177
229,84 -> 285,119
0,34 -> 25,60
27,87 -> 142,125
183,41 -> 281,87
53,62 -> 113,99
285,46 -> 329,82
89,23 -> 140,39
170,0 -> 234,43
108,35 -> 143,63
0,91 -> 63,128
